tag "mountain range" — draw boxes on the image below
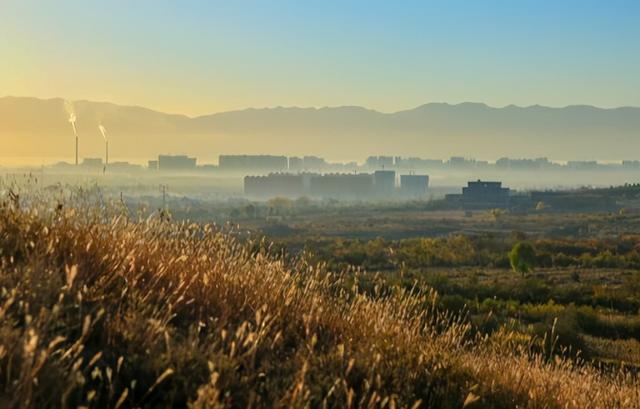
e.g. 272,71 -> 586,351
1,96 -> 639,163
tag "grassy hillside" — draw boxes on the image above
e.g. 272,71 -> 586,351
0,188 -> 638,407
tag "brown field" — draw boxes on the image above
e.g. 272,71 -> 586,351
0,186 -> 639,408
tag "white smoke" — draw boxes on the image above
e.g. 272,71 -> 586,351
98,124 -> 107,141
64,100 -> 77,136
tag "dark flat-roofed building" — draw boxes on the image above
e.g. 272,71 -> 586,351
446,180 -> 511,209
461,180 -> 510,209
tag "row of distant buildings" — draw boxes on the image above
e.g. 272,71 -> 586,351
147,155 -> 356,172
69,154 -> 640,173
244,175 -> 620,211
221,155 -> 640,173
57,158 -> 142,172
244,171 -> 429,199
148,154 -> 640,173
370,156 -> 640,171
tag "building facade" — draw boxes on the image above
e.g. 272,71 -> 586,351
400,174 -> 429,197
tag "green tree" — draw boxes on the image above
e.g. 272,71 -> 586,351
509,241 -> 536,276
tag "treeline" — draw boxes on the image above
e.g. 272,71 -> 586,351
296,234 -> 640,271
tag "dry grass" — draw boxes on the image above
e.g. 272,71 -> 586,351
0,186 -> 638,408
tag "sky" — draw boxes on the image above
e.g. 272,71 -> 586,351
2,0 -> 639,116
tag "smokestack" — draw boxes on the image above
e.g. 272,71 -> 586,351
75,135 -> 78,166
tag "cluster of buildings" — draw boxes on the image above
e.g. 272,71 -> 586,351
145,154 -> 356,173
53,157 -> 143,172
244,173 -> 618,211
58,153 -> 640,175
244,170 -> 429,200
72,154 -> 201,173
369,156 -> 640,172
42,151 -> 632,211
218,155 -> 358,172
445,180 -> 618,212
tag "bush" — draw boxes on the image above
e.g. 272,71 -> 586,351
518,278 -> 551,303
509,242 -> 537,276
440,294 -> 468,313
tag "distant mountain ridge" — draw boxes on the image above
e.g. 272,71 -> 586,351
1,96 -> 639,163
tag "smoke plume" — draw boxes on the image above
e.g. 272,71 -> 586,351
64,100 -> 77,136
98,124 -> 107,141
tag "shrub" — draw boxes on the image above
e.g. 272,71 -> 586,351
509,242 -> 537,276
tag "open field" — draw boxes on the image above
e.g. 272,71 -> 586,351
241,208 -> 640,240
1,183 -> 640,408
254,209 -> 640,371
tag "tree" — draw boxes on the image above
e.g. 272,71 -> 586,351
267,197 -> 293,216
509,241 -> 536,276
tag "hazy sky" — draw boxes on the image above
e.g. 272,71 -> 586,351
2,0 -> 639,116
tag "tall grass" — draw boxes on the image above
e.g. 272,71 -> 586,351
0,184 -> 638,408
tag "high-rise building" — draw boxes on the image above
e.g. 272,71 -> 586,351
400,175 -> 429,197
373,170 -> 396,195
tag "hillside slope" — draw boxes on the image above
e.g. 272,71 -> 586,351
0,187 -> 637,408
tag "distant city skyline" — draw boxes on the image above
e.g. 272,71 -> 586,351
2,1 -> 639,116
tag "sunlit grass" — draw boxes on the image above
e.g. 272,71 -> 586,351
0,182 -> 638,408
